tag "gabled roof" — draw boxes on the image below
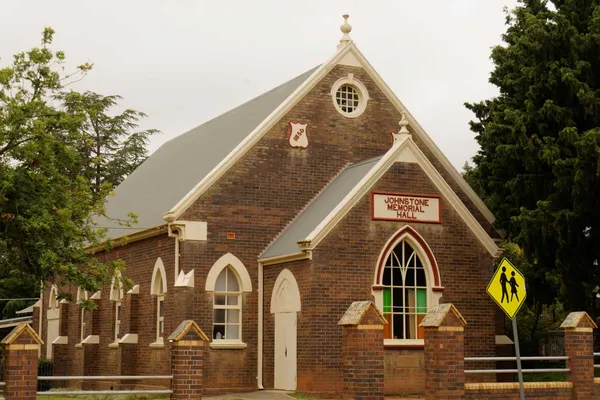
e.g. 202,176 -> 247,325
261,156 -> 382,259
163,41 -> 497,233
95,66 -> 319,239
260,134 -> 500,260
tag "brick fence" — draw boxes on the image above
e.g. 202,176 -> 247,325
419,304 -> 599,400
1,320 -> 208,400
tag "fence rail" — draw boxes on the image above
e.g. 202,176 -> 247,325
38,375 -> 173,381
36,375 -> 173,396
464,355 -> 570,374
38,389 -> 172,396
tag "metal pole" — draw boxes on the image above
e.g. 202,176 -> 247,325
512,317 -> 526,400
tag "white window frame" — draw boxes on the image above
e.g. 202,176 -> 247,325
205,253 -> 251,349
330,74 -> 369,118
150,258 -> 167,347
372,228 -> 442,347
109,272 -> 124,345
212,267 -> 242,343
76,288 -> 89,345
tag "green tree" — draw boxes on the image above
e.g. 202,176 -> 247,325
0,28 -> 141,310
465,0 -> 600,311
60,91 -> 159,198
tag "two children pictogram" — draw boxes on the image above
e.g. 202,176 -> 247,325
500,267 -> 519,303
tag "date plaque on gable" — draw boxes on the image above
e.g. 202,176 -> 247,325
371,192 -> 441,224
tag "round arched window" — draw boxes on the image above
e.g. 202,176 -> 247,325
331,75 -> 369,118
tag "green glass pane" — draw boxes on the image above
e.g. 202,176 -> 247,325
383,288 -> 391,313
417,289 -> 427,313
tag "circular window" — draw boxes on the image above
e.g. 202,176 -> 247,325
331,75 -> 369,118
335,84 -> 360,114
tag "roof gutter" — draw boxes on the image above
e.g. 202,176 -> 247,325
86,224 -> 168,254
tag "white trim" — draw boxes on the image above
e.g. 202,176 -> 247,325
52,336 -> 68,345
90,291 -> 101,300
162,41 -> 495,231
175,269 -> 195,288
210,341 -> 248,350
259,251 -> 311,265
127,284 -> 140,295
110,271 -> 124,301
151,257 -> 167,295
48,285 -> 59,309
149,340 -> 165,349
330,74 -> 370,118
119,333 -> 139,344
304,136 -> 500,257
82,335 -> 100,345
385,339 -> 424,347
270,269 -> 301,313
76,288 -> 88,303
205,253 -> 252,293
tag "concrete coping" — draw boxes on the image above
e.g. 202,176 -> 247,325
560,311 -> 598,329
465,382 -> 573,391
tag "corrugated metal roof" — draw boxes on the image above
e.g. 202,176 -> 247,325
0,316 -> 32,329
95,66 -> 320,239
262,156 -> 382,259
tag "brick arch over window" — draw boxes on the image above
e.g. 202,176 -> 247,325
373,225 -> 442,290
205,253 -> 252,293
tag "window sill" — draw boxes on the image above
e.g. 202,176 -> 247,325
149,340 -> 165,349
209,341 -> 247,350
75,343 -> 83,348
384,339 -> 424,349
108,342 -> 119,349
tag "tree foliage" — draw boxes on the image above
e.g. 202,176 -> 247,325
0,28 -> 156,313
466,0 -> 600,311
60,91 -> 158,198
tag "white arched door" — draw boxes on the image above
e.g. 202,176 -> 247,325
271,269 -> 301,391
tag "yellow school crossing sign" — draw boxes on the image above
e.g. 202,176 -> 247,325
487,258 -> 527,319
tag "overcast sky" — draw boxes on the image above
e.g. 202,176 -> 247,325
1,0 -> 518,170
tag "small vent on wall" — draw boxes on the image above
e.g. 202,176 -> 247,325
227,232 -> 236,240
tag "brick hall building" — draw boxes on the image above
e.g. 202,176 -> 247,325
35,16 -> 506,397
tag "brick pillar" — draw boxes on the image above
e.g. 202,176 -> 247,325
561,312 -> 598,400
421,304 -> 467,400
1,323 -> 44,400
168,320 -> 209,400
338,301 -> 386,400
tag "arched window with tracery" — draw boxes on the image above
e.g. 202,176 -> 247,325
382,240 -> 428,340
373,226 -> 442,345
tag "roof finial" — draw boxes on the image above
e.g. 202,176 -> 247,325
399,113 -> 410,135
339,14 -> 352,45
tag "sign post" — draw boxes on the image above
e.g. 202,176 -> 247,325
486,258 -> 527,400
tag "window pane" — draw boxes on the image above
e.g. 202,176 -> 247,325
383,314 -> 392,339
159,320 -> 164,335
214,309 -> 226,323
215,269 -> 227,291
393,288 -> 403,307
226,325 -> 240,340
392,267 -> 402,287
214,295 -> 226,305
383,288 -> 391,313
383,266 -> 391,286
406,314 -> 417,339
405,264 -> 415,286
227,309 -> 240,324
116,304 -> 121,321
159,299 -> 164,318
226,268 -> 240,292
417,315 -> 425,339
226,295 -> 238,306
213,325 -> 225,339
416,267 -> 427,287
416,289 -> 427,313
392,314 -> 404,340
406,289 -> 416,312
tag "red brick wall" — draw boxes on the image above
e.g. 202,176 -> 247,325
304,162 -> 496,396
2,333 -> 39,400
341,307 -> 385,400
